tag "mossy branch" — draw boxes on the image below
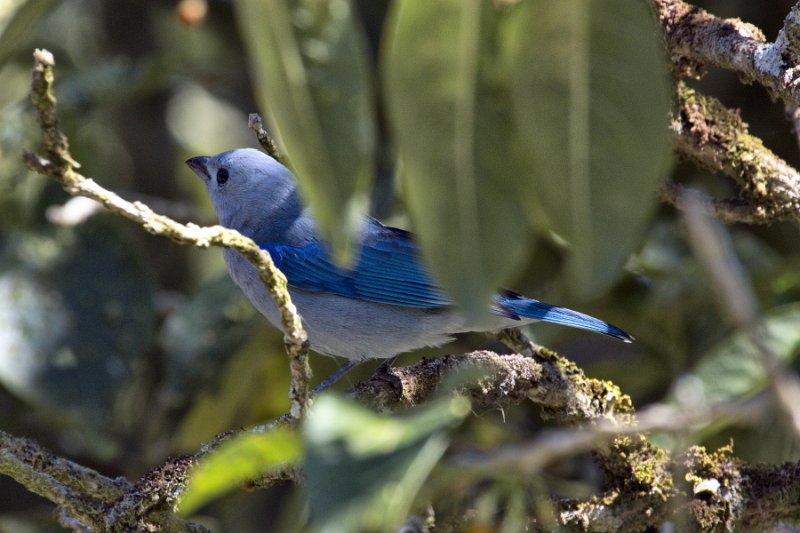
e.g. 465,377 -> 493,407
22,49 -> 312,423
650,0 -> 800,106
12,29 -> 800,529
649,1 -> 800,225
350,349 -> 634,425
663,84 -> 800,224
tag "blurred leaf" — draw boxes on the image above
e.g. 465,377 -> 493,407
688,303 -> 800,404
509,0 -> 672,297
167,82 -> 253,154
181,428 -> 302,515
172,327 -> 289,452
236,0 -> 375,262
384,0 -> 533,316
0,113 -> 46,230
722,410 -> 800,464
304,394 -> 469,532
0,0 -> 58,66
160,273 -> 260,395
0,225 -> 155,432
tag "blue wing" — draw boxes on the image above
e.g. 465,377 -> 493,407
260,220 -> 634,342
260,219 -> 452,309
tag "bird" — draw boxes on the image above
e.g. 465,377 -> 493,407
186,148 -> 633,365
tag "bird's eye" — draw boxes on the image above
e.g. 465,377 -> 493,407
216,168 -> 229,185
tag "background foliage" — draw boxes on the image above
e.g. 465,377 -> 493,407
1,0 -> 800,531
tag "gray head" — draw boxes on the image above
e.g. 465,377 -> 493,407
186,148 -> 303,240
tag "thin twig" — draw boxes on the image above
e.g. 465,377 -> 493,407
454,393 -> 766,475
680,189 -> 800,439
23,49 -> 312,422
247,113 -> 284,163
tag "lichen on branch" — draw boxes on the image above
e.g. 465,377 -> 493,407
665,84 -> 800,224
22,49 -> 312,422
649,0 -> 800,225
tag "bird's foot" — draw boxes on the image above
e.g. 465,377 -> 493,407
370,356 -> 402,393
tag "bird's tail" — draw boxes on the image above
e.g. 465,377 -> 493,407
494,292 -> 634,343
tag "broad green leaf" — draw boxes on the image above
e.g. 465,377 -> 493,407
509,0 -> 672,297
236,0 -> 375,262
180,428 -> 302,515
304,394 -> 469,532
0,0 -> 58,66
687,303 -> 800,404
384,0 -> 534,316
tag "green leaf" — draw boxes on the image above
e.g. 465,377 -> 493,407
181,428 -> 302,515
0,0 -> 58,66
509,0 -> 672,297
304,394 -> 469,532
236,0 -> 376,262
383,0 -> 534,316
687,303 -> 800,404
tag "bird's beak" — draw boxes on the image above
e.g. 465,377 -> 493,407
185,156 -> 211,181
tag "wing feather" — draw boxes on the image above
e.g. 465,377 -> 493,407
260,219 -> 451,309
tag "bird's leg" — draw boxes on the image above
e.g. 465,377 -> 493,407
311,359 -> 361,395
370,355 -> 402,392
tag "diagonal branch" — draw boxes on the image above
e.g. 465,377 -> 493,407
0,430 -> 110,527
22,49 -> 312,422
664,84 -> 800,224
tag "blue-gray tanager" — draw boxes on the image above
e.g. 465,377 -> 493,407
186,148 -> 632,361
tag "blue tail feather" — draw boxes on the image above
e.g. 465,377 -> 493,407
495,294 -> 634,343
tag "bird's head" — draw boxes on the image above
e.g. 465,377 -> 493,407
186,148 -> 301,236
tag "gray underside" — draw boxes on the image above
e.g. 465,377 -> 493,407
223,250 -> 522,360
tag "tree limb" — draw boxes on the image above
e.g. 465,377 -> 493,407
649,0 -> 800,107
13,27 -> 800,529
350,350 -> 635,425
665,84 -> 800,224
23,49 -> 312,422
647,1 -> 800,225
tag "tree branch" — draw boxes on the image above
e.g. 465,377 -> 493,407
13,27 -> 800,529
247,113 -> 284,163
649,0 -> 800,107
23,49 -> 312,422
350,350 -> 635,425
664,84 -> 800,223
646,1 -> 800,225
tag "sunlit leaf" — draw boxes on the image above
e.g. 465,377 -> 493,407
688,303 -> 800,403
180,428 -> 302,515
384,0 -> 534,316
509,0 -> 672,297
304,394 -> 469,532
236,0 -> 376,262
